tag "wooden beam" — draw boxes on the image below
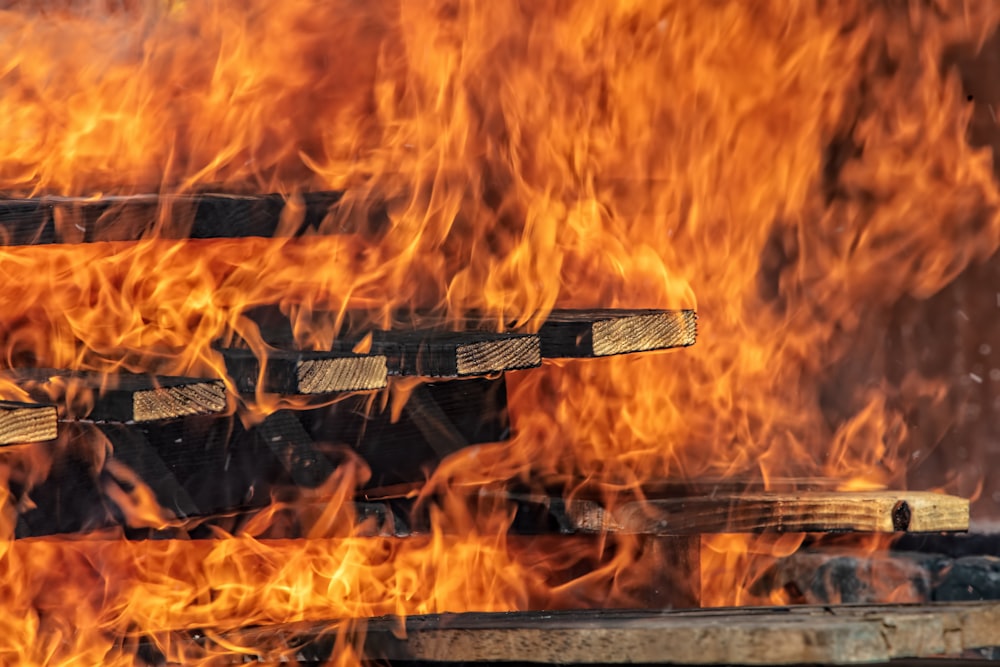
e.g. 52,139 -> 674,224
538,309 -> 697,357
220,348 -> 388,395
0,369 -> 227,422
564,491 -> 969,535
0,400 -> 58,444
252,410 -> 334,488
198,602 -> 1000,665
0,190 -> 388,244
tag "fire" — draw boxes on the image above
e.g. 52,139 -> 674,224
0,0 -> 998,664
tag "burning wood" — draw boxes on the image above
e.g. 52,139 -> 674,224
0,0 -> 997,665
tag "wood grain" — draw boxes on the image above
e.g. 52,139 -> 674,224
205,602 -> 1000,665
220,348 -> 388,394
538,309 -> 697,358
566,491 -> 969,535
0,401 -> 57,444
0,369 -> 227,422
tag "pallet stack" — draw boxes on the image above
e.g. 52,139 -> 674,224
0,192 -> 988,666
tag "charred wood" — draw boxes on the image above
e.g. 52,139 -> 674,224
0,369 -> 227,422
220,348 -> 388,394
0,191 -> 389,244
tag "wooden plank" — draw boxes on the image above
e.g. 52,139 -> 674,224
332,331 -> 541,377
253,410 -> 334,488
0,400 -> 58,444
194,602 -> 1000,665
0,369 -> 227,422
564,491 -> 969,535
220,348 -> 388,395
0,190 -> 388,244
538,309 -> 697,357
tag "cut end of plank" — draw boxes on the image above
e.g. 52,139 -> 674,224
591,309 -> 697,356
131,381 -> 227,422
0,401 -> 58,445
296,355 -> 388,393
456,335 -> 541,375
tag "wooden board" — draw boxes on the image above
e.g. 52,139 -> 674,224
538,309 -> 697,357
564,491 -> 969,535
0,400 -> 58,444
0,369 -> 227,422
220,348 -> 388,394
0,190 -> 388,244
194,602 -> 1000,665
376,331 -> 541,377
242,306 -> 692,372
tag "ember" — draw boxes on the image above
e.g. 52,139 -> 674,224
0,1 -> 998,665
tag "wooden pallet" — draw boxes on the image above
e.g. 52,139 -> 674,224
0,401 -> 57,444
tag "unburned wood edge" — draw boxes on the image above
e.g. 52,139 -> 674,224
0,403 -> 58,444
363,602 -> 1000,664
567,491 -> 969,534
296,355 -> 387,393
456,335 -> 540,375
131,381 -> 227,422
591,309 -> 697,356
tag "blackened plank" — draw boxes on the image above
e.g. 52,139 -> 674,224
98,423 -> 201,518
0,369 -> 227,422
537,309 -> 697,358
301,375 -> 510,487
0,191 -> 381,244
0,400 -> 58,444
253,410 -> 334,488
363,331 -> 541,377
220,348 -> 387,395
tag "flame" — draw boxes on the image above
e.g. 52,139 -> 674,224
0,0 -> 997,664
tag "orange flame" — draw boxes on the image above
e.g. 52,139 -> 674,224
0,0 -> 997,664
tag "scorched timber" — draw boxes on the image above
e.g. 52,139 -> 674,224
0,401 -> 57,444
220,348 -> 388,394
563,490 -> 969,535
0,369 -> 226,422
190,602 -> 1000,665
0,190 -> 380,244
537,308 -> 697,357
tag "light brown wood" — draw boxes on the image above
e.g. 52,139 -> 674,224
455,335 -> 540,375
0,401 -> 57,444
131,381 -> 227,422
591,309 -> 697,356
296,355 -> 387,393
566,491 -> 969,535
214,602 -> 1000,665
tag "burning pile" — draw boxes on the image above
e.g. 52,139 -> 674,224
0,0 -> 997,664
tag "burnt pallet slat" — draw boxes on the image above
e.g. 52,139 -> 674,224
0,191 -> 382,244
537,308 -> 697,357
364,331 -> 542,377
0,369 -> 227,422
220,348 -> 388,394
0,400 -> 58,444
